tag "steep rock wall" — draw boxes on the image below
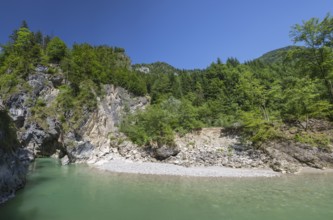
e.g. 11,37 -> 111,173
66,85 -> 148,163
0,106 -> 29,204
4,72 -> 63,159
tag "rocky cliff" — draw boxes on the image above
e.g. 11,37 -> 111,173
1,68 -> 149,165
3,71 -> 63,159
1,66 -> 333,185
0,105 -> 30,204
1,68 -> 270,171
63,84 -> 149,164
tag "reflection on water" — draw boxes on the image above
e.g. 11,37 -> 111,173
1,158 -> 333,220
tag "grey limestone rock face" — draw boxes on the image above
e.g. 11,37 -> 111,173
263,141 -> 333,173
35,65 -> 48,73
162,128 -> 270,169
2,71 -> 151,165
27,73 -> 50,97
60,155 -> 70,165
20,121 -> 61,157
5,92 -> 28,128
0,109 -> 30,204
3,72 -> 65,159
0,150 -> 27,204
67,84 -> 149,163
66,142 -> 94,163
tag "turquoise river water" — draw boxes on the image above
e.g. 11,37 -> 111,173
1,158 -> 333,220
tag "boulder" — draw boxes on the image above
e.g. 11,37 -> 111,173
50,75 -> 64,88
269,158 -> 300,173
154,145 -> 180,160
67,141 -> 94,162
60,155 -> 70,165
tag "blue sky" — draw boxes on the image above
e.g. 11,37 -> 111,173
0,0 -> 332,69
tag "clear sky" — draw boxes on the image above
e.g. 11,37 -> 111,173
0,0 -> 332,69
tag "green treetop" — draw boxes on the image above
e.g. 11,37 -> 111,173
46,37 -> 67,64
290,14 -> 333,101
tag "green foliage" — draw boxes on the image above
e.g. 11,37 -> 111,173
76,80 -> 98,112
290,14 -> 333,48
257,46 -> 297,64
112,68 -> 147,96
56,85 -> 74,110
127,19 -> 333,147
282,78 -> 332,124
121,105 -> 174,146
30,98 -> 51,130
68,44 -> 146,96
290,14 -> 333,101
0,73 -> 18,94
13,27 -> 33,53
46,37 -> 67,63
0,71 -> 32,102
226,57 -> 240,67
240,110 -> 282,145
237,70 -> 268,110
294,132 -> 331,148
121,97 -> 203,146
54,81 -> 98,132
0,24 -> 42,76
2,16 -> 333,149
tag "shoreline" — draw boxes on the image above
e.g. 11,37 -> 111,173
92,159 -> 280,178
297,167 -> 333,174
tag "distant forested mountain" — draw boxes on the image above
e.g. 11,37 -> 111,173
256,46 -> 301,64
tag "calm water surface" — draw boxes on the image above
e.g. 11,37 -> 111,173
1,158 -> 333,220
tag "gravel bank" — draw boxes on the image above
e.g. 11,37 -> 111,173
298,167 -> 333,174
94,159 -> 279,177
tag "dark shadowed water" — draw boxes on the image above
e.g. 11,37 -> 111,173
1,158 -> 333,220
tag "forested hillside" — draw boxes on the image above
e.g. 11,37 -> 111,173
1,15 -> 333,151
256,46 -> 299,64
122,14 -> 333,148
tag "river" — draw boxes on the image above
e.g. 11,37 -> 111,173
1,158 -> 333,220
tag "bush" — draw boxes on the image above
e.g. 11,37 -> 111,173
54,80 -> 98,131
120,97 -> 204,146
240,110 -> 282,146
294,132 -> 331,148
0,73 -> 18,94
